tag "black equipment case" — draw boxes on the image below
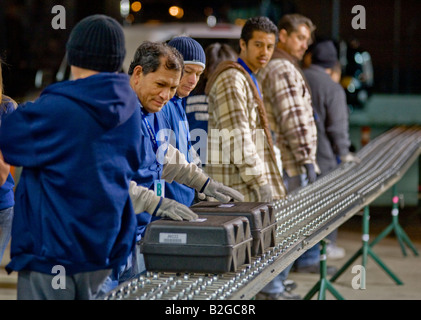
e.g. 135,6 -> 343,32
140,215 -> 252,273
190,201 -> 276,257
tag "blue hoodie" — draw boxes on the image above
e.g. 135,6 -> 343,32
160,96 -> 195,207
0,73 -> 143,275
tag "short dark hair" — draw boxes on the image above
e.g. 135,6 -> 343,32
240,16 -> 278,44
278,13 -> 316,35
128,41 -> 184,76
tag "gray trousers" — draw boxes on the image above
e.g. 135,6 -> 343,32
17,269 -> 111,300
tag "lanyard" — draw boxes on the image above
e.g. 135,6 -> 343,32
237,58 -> 262,98
138,101 -> 163,182
139,102 -> 159,153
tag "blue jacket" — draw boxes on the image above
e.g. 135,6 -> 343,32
184,93 -> 209,162
0,73 -> 143,275
0,99 -> 15,210
161,96 -> 195,207
185,94 -> 209,134
131,105 -> 170,238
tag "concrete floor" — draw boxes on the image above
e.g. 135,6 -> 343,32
1,206 -> 420,300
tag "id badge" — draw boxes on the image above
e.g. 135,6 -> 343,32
154,179 -> 165,197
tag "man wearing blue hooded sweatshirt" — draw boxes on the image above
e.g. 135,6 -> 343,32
114,42 -> 244,286
161,37 -> 206,207
0,15 -> 143,300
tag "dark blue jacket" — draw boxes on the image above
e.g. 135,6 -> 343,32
131,105 -> 170,238
0,73 -> 143,275
160,96 -> 195,207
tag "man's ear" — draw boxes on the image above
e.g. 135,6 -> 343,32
239,38 -> 247,53
134,65 -> 143,76
132,65 -> 144,82
278,29 -> 288,44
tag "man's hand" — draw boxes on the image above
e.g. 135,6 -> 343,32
202,179 -> 245,203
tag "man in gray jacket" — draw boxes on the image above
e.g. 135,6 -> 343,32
258,14 -> 319,192
303,40 -> 359,175
303,40 -> 360,261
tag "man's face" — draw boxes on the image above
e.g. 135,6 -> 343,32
177,64 -> 204,98
130,58 -> 181,113
239,30 -> 276,73
279,24 -> 312,61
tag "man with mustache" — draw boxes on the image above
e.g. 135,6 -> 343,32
257,14 -> 320,300
258,13 -> 319,193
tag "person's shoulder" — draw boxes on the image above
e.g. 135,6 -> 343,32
331,80 -> 347,95
214,68 -> 248,87
269,57 -> 295,69
218,66 -> 244,78
1,96 -> 18,112
261,58 -> 296,78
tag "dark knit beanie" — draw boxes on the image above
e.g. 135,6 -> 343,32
168,37 -> 206,69
311,40 -> 338,69
66,14 -> 126,72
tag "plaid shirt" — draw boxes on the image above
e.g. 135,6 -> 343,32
258,48 -> 319,177
205,62 -> 286,201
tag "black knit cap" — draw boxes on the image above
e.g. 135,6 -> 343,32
311,40 -> 338,69
168,37 -> 206,69
66,14 -> 126,72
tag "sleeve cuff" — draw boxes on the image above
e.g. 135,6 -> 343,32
152,197 -> 163,216
199,178 -> 211,193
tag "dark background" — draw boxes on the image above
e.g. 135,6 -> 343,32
1,0 -> 420,101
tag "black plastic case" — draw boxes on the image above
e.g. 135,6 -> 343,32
140,215 -> 252,273
190,201 -> 276,256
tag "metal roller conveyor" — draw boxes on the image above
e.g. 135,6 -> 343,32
102,126 -> 421,300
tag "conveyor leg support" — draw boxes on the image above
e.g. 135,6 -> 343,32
303,239 -> 345,300
369,185 -> 418,256
330,206 -> 404,285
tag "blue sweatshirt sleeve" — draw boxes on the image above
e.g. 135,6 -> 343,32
0,102 -> 39,167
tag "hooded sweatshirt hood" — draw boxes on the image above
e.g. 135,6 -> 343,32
43,72 -> 138,129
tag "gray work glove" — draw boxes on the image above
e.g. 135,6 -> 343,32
155,197 -> 198,221
340,152 -> 361,164
202,178 -> 245,203
129,181 -> 198,221
258,184 -> 273,202
304,163 -> 317,183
